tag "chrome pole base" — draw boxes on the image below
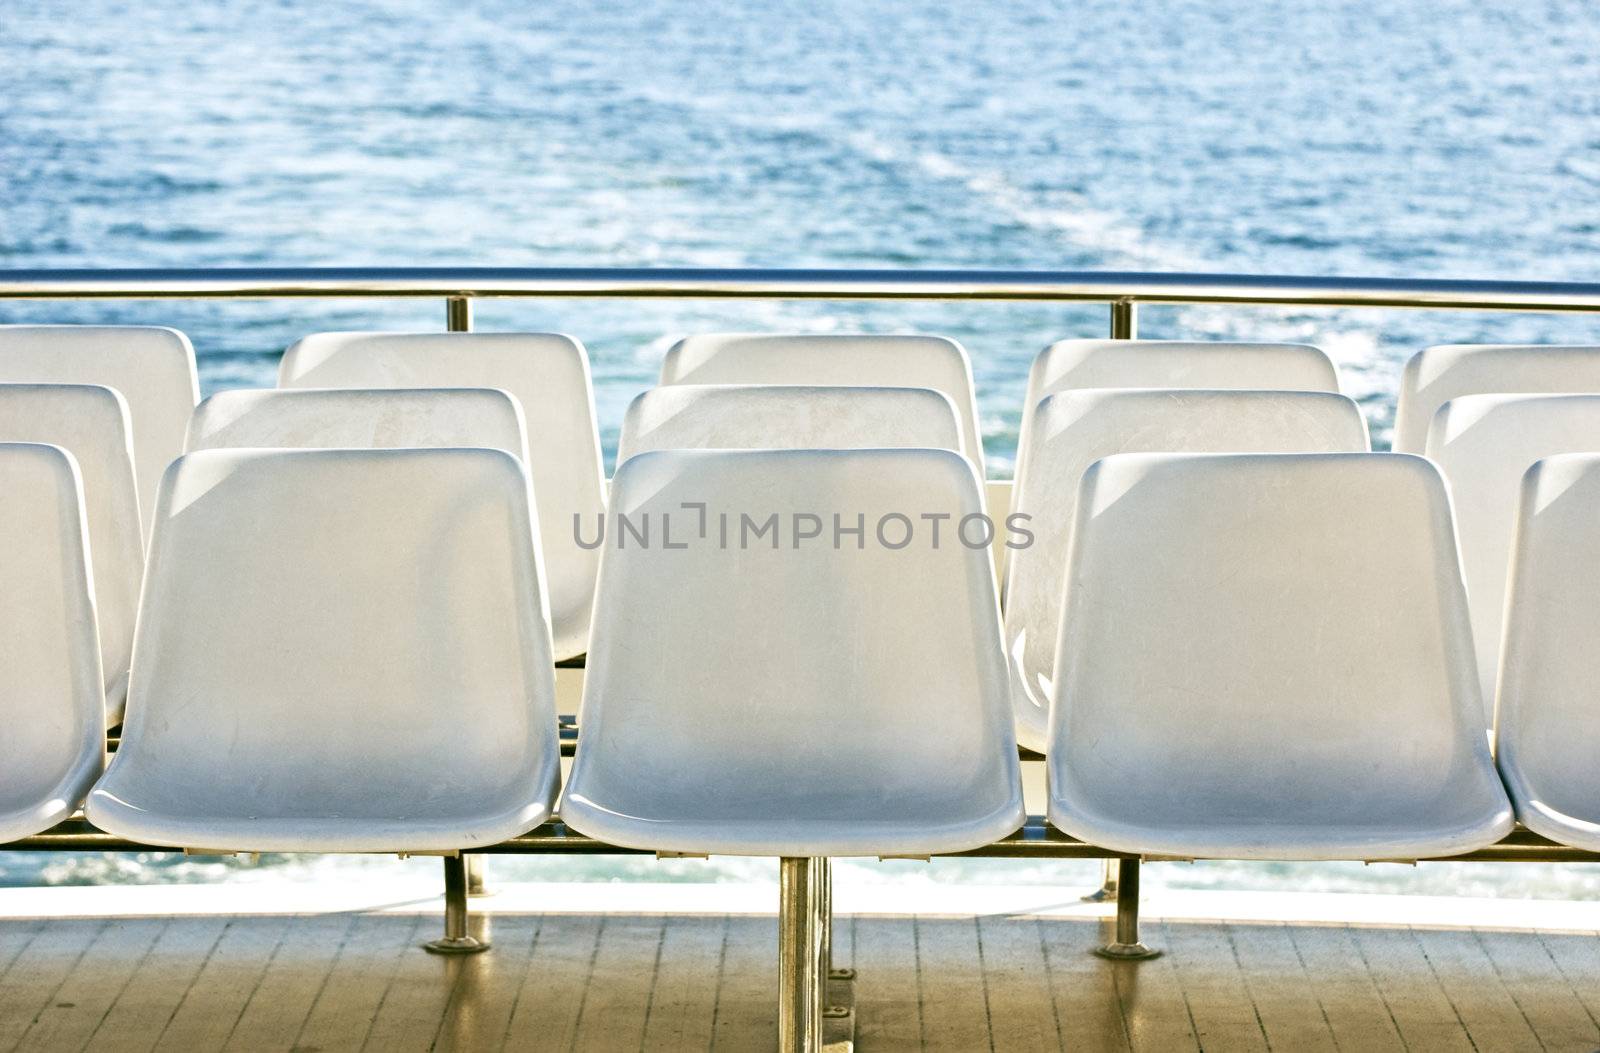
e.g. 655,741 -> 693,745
424,934 -> 491,955
1094,941 -> 1162,961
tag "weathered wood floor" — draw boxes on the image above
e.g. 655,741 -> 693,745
2,911 -> 1598,1051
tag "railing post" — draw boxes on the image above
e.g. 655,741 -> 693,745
779,857 -> 824,1053
446,295 -> 472,333
424,853 -> 490,955
1095,857 -> 1161,960
1085,300 -> 1138,911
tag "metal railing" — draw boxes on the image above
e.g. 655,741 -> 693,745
3,265 -> 1600,311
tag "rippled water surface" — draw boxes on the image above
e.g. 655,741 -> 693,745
3,1 -> 1599,892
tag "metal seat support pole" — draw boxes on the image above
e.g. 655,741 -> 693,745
779,857 -> 823,1053
424,853 -> 490,955
1095,856 -> 1161,960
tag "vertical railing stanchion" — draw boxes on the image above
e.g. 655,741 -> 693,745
1084,299 -> 1139,909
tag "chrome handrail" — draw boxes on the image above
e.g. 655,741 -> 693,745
2,266 -> 1600,311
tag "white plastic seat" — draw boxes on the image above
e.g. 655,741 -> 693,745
86,447 -> 561,853
1003,389 -> 1368,752
278,331 -> 604,660
0,325 -> 199,539
186,387 -> 528,460
1394,344 -> 1600,453
1015,339 -> 1339,480
659,333 -> 986,476
0,443 -> 105,842
1424,394 -> 1600,716
560,448 -> 1025,857
1495,454 -> 1600,851
0,385 -> 143,723
616,383 -> 965,465
1047,452 -> 1512,860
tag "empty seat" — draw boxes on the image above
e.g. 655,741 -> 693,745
0,325 -> 199,539
0,443 -> 106,842
616,383 -> 966,465
1394,344 -> 1600,453
186,387 -> 528,460
1495,454 -> 1600,851
659,333 -> 986,476
1047,452 -> 1512,860
86,447 -> 561,853
560,447 -> 1024,857
1003,389 -> 1368,752
1015,339 -> 1339,480
0,384 -> 143,723
278,331 -> 604,661
1424,394 -> 1600,716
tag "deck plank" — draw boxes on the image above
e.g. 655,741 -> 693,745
1475,928 -> 1600,1053
0,916 -> 104,1051
1222,921 -> 1339,1052
430,913 -> 540,1053
1412,926 -> 1542,1052
222,911 -> 358,1052
1106,920 -> 1199,1052
1160,919 -> 1269,1052
11,917 -> 161,1053
639,914 -> 725,1051
976,914 -> 1060,1052
912,916 -> 992,1052
571,914 -> 666,1052
708,915 -> 774,1050
1352,925 -> 1476,1052
1285,922 -> 1406,1052
82,915 -> 227,1053
851,915 -> 923,1049
501,912 -> 603,1052
294,912 -> 420,1052
1037,917 -> 1133,1051
1536,929 -> 1600,1036
155,915 -> 291,1051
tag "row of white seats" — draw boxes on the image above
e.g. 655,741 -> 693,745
12,434 -> 1600,863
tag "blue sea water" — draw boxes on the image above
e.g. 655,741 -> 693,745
2,0 -> 1599,893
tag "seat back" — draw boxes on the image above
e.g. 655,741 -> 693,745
1048,453 -> 1503,856
1495,454 -> 1600,842
0,385 -> 142,720
1015,340 -> 1338,479
1002,389 -> 1368,751
1395,344 -> 1600,453
1425,394 -> 1600,716
278,331 -> 604,660
563,448 -> 1022,856
0,443 -> 105,840
90,447 -> 559,851
660,333 -> 985,475
186,387 -> 528,460
616,384 -> 965,465
0,326 -> 199,540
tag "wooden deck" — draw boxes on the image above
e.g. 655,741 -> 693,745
3,905 -> 1599,1052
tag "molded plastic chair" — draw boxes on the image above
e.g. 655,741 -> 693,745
1047,452 -> 1512,860
560,447 -> 1024,857
659,333 -> 986,476
0,325 -> 199,539
1425,394 -> 1600,717
186,387 -> 528,461
616,383 -> 966,465
278,331 -> 604,661
1002,389 -> 1368,752
1015,339 -> 1339,481
1495,454 -> 1600,851
86,447 -> 561,853
1394,344 -> 1600,453
0,443 -> 106,842
0,384 -> 142,724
